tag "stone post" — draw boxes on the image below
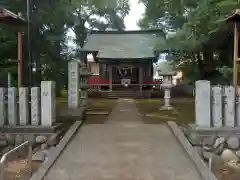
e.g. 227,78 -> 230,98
31,87 -> 41,125
19,87 -> 30,125
68,61 -> 80,109
79,56 -> 91,107
8,87 -> 18,125
160,80 -> 174,110
195,80 -> 211,127
41,81 -> 56,126
0,88 -> 7,126
80,90 -> 88,107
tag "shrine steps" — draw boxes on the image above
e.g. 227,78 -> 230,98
106,91 -> 136,99
103,91 -> 151,99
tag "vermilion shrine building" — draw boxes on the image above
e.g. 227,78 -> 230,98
84,29 -> 165,93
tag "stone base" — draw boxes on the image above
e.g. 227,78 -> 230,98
188,124 -> 240,135
159,105 -> 174,111
184,124 -> 240,164
86,111 -> 109,115
0,123 -> 62,134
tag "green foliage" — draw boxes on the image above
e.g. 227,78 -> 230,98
0,0 -> 130,91
141,0 -> 240,82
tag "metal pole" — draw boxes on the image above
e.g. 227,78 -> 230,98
18,13 -> 23,87
0,161 -> 4,180
27,0 -> 32,86
234,21 -> 239,99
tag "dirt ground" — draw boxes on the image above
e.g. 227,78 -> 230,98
1,153 -> 41,180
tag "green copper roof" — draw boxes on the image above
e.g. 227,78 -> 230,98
83,30 -> 165,59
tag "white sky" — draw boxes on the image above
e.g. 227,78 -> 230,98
67,0 -> 145,48
124,0 -> 145,30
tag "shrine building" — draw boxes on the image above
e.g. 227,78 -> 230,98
83,29 -> 165,93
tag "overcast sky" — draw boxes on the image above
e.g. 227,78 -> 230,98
124,0 -> 145,30
67,0 -> 145,48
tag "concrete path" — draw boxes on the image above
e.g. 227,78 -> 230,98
43,99 -> 203,180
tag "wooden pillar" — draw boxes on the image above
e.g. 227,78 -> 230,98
139,65 -> 143,91
109,65 -> 113,91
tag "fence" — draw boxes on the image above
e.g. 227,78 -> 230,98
0,81 -> 56,127
195,80 -> 240,128
0,141 -> 32,180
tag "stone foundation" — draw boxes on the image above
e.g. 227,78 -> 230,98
184,126 -> 240,162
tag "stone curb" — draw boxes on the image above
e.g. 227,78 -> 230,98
167,121 -> 218,180
30,121 -> 83,180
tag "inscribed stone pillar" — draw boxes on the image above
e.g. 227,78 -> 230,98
19,87 -> 30,125
8,87 -> 18,125
31,87 -> 41,125
195,80 -> 211,127
41,81 -> 56,126
68,61 -> 79,109
224,86 -> 235,127
109,65 -> 112,91
0,88 -> 6,126
212,86 -> 223,127
237,87 -> 240,126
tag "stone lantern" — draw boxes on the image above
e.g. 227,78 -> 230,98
79,52 -> 92,107
159,72 -> 175,110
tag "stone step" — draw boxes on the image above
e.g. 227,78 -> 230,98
107,92 -> 136,99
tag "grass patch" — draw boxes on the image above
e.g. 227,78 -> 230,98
55,98 -> 116,124
86,99 -> 116,113
136,98 -> 195,125
83,115 -> 109,124
84,99 -> 116,124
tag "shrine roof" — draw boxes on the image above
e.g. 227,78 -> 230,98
83,29 -> 165,60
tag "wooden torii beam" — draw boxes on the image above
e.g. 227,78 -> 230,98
0,7 -> 26,87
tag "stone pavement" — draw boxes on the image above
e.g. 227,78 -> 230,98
43,99 -> 203,180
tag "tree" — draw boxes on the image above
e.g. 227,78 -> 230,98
69,0 -> 130,48
0,0 -> 130,94
140,0 -> 240,83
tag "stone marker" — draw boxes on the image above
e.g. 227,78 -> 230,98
68,61 -> 79,109
195,80 -> 211,127
8,87 -> 18,125
0,88 -> 7,126
224,86 -> 235,127
41,81 -> 56,126
237,87 -> 240,126
31,87 -> 41,125
212,86 -> 223,127
19,87 -> 30,125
